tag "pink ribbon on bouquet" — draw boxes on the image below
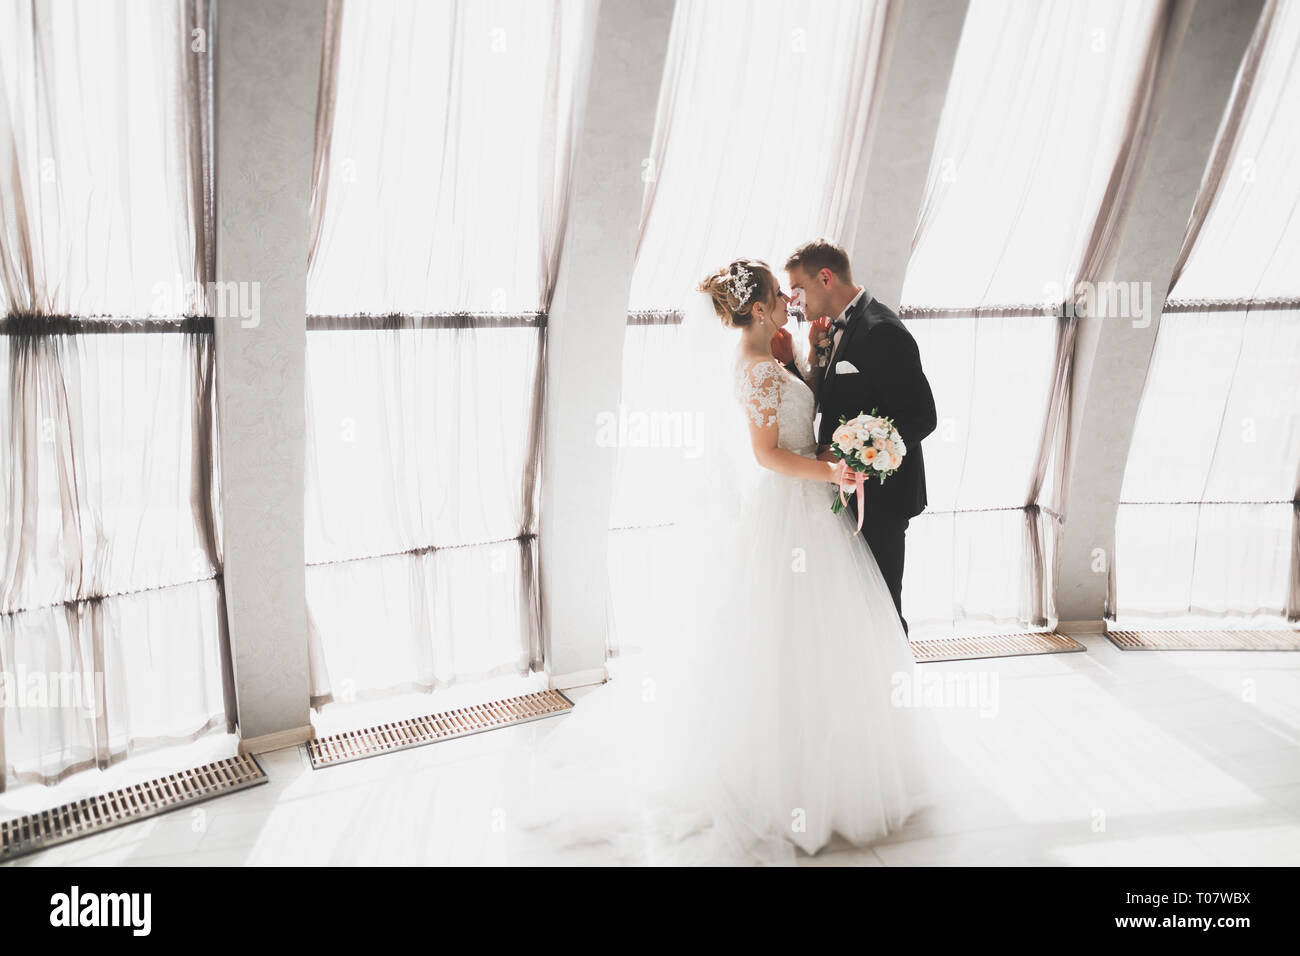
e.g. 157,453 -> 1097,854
839,467 -> 866,534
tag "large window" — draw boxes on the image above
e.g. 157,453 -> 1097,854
1113,0 -> 1300,627
0,1 -> 230,789
304,0 -> 593,702
897,0 -> 1179,636
608,0 -> 895,655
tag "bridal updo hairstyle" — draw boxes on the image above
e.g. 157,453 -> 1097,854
698,258 -> 778,328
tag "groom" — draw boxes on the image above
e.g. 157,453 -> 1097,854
780,239 -> 936,634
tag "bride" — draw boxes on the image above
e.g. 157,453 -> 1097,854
520,258 -> 942,865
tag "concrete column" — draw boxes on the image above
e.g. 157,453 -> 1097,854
851,0 -> 968,306
539,0 -> 674,687
1057,0 -> 1265,626
214,0 -> 320,745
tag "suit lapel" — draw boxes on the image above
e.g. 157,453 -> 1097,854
818,294 -> 868,403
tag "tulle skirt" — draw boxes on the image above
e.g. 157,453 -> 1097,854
520,471 -> 943,865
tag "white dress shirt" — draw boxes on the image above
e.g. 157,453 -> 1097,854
831,287 -> 867,356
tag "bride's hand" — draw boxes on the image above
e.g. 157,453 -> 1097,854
825,460 -> 850,485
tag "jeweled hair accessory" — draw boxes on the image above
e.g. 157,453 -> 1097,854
730,262 -> 755,307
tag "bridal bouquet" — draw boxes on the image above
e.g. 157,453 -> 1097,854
829,411 -> 906,531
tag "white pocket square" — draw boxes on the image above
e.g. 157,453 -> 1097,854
834,360 -> 859,375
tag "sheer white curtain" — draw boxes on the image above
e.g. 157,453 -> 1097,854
609,0 -> 896,655
628,0 -> 896,312
898,0 -> 1183,637
1114,0 -> 1300,627
0,0 -> 231,789
305,0 -> 594,703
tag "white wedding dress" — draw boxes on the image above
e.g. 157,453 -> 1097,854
520,335 -> 943,866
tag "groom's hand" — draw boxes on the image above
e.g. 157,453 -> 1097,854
817,446 -> 835,462
769,327 -> 794,366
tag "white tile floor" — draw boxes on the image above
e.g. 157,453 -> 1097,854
4,634 -> 1300,866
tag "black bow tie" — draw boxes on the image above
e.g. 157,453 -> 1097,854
831,316 -> 848,332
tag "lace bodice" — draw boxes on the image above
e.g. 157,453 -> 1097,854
735,358 -> 818,457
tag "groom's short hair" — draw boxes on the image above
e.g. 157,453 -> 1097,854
785,239 -> 853,285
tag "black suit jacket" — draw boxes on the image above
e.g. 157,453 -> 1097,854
815,296 -> 936,522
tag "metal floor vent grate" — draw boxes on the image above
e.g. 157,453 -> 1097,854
307,688 -> 575,769
910,631 -> 1087,663
1,753 -> 267,862
1107,628 -> 1300,651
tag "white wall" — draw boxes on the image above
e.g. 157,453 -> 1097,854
540,0 -> 675,687
214,0 -> 320,741
853,0 -> 968,306
1058,0 -> 1265,625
